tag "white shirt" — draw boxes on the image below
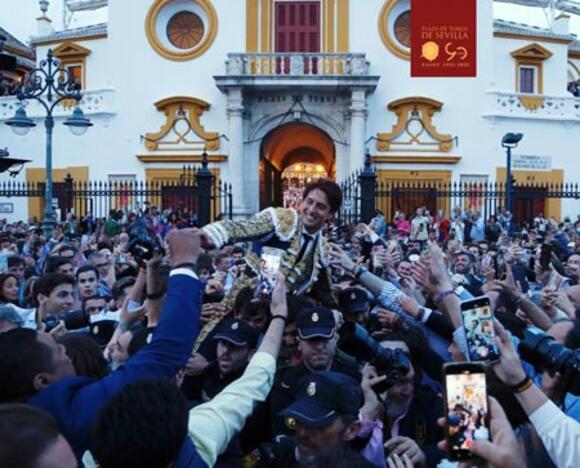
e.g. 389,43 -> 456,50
528,398 -> 580,467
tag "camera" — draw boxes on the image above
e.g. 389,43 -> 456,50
42,309 -> 89,333
338,321 -> 411,392
519,328 -> 580,396
128,222 -> 164,262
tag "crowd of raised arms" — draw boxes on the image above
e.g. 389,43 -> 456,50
0,178 -> 578,468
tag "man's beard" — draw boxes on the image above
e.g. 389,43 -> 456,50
385,396 -> 412,419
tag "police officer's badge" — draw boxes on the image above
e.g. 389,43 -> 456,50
307,381 -> 316,396
232,322 -> 239,330
312,312 -> 319,323
350,292 -> 356,300
93,326 -> 99,335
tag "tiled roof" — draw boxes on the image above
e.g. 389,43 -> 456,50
494,18 -> 577,42
0,26 -> 35,60
30,22 -> 107,44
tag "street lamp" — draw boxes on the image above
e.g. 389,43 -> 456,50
501,132 -> 524,215
5,49 -> 92,237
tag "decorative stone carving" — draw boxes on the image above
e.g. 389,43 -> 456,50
143,96 -> 220,151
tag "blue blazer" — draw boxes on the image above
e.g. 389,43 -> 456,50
29,274 -> 204,462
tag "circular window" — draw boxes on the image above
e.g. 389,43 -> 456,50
167,11 -> 205,49
394,11 -> 410,48
378,0 -> 411,61
146,0 -> 218,61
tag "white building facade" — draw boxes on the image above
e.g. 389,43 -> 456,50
1,0 -> 579,222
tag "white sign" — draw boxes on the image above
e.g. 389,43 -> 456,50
512,154 -> 552,171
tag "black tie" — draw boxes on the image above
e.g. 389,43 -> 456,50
297,234 -> 313,262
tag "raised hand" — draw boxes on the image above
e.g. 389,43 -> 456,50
329,242 -> 356,273
167,228 -> 202,266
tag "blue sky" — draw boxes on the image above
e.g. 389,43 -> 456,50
2,0 -> 578,45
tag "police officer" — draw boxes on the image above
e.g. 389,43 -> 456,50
182,317 -> 265,465
247,371 -> 373,467
338,287 -> 371,325
268,306 -> 360,437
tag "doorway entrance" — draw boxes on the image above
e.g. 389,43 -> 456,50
259,122 -> 335,210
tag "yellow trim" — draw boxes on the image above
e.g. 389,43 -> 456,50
511,43 -> 552,94
144,96 -> 220,152
517,95 -> 545,111
145,0 -> 218,61
494,32 -> 573,45
32,33 -> 107,46
261,0 -> 340,53
137,154 -> 227,163
377,97 -> 454,153
496,168 -> 563,221
261,0 -> 270,52
372,155 -> 461,164
510,42 -> 553,59
247,0 -> 259,52
337,0 -> 349,52
53,42 -> 91,91
378,0 -> 410,61
26,166 -> 89,220
326,0 -> 335,53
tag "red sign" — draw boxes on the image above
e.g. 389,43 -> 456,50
411,0 -> 477,77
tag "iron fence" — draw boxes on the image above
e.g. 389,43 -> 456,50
340,170 -> 580,226
0,165 -> 233,225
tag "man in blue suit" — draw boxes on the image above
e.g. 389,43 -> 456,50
0,228 -> 204,461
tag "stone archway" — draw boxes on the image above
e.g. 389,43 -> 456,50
259,122 -> 335,209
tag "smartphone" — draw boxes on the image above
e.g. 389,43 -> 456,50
510,263 -> 529,293
254,247 -> 283,300
540,244 -> 552,270
460,296 -> 500,362
443,362 -> 491,461
372,253 -> 384,277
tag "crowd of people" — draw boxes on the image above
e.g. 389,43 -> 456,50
0,178 -> 578,468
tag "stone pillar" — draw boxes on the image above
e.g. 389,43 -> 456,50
37,0 -> 54,36
226,87 -> 250,218
349,87 -> 367,175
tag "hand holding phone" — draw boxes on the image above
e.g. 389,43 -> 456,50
255,247 -> 283,300
460,296 -> 500,362
443,362 -> 491,461
439,394 -> 523,466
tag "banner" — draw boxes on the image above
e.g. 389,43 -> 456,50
411,0 -> 477,77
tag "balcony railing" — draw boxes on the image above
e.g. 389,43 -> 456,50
485,91 -> 580,121
0,88 -> 115,121
225,52 -> 371,77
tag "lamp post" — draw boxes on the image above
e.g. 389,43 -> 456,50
5,49 -> 92,237
501,132 -> 523,215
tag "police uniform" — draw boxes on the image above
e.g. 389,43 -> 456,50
338,287 -> 370,322
182,319 -> 269,465
268,307 -> 361,437
246,371 -> 372,468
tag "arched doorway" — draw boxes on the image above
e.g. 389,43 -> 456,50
259,123 -> 335,209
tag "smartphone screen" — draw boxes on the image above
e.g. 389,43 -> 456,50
461,296 -> 499,362
255,247 -> 283,300
444,363 -> 490,461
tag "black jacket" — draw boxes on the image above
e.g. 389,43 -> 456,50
269,351 -> 361,437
